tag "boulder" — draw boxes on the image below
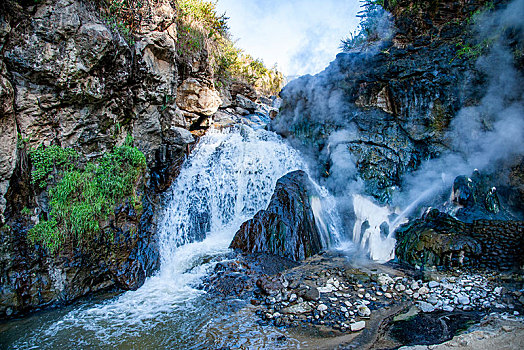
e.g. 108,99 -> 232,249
176,78 -> 222,116
230,170 -> 323,261
395,209 -> 524,271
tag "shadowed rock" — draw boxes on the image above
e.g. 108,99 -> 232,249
230,170 -> 323,261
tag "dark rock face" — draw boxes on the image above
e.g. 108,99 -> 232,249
395,209 -> 524,271
230,170 -> 323,261
271,0 -> 522,208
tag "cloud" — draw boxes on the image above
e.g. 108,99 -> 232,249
215,0 -> 361,77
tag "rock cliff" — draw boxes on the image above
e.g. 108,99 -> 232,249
0,0 -> 277,318
271,0 -> 523,216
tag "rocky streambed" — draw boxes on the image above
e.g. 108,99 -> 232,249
202,249 -> 524,349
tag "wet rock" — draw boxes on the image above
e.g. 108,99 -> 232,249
395,209 -> 523,271
281,302 -> 312,314
298,284 -> 320,301
256,276 -> 284,296
230,170 -> 324,261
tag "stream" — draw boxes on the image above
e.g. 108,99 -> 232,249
1,125 -> 311,349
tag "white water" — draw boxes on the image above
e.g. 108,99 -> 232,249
352,194 -> 404,262
11,125 -> 350,348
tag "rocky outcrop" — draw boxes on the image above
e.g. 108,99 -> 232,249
271,0 -> 523,209
395,209 -> 524,270
0,0 -> 268,319
230,170 -> 323,261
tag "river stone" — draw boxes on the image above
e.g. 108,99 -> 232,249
418,301 -> 436,313
351,320 -> 366,332
357,305 -> 371,317
230,170 -> 324,261
317,304 -> 328,312
458,296 -> 470,305
428,281 -> 440,289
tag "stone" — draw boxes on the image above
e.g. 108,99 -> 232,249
418,286 -> 429,295
351,320 -> 366,332
458,296 -> 470,305
419,301 -> 436,313
300,285 -> 320,302
165,126 -> 194,147
428,281 -> 439,289
357,305 -> 371,317
176,78 -> 222,116
317,304 -> 328,312
427,296 -> 439,305
256,276 -> 284,296
230,170 -> 324,261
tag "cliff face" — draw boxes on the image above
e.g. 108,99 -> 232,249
0,0 -> 276,318
272,0 -> 523,215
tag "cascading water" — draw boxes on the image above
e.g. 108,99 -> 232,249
5,125 -> 342,349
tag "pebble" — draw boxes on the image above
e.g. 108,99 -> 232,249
428,281 -> 439,288
419,301 -> 436,313
395,284 -> 406,292
351,320 -> 366,332
427,295 -> 438,305
357,305 -> 371,317
418,286 -> 429,295
384,293 -> 392,299
317,304 -> 328,312
458,296 -> 470,305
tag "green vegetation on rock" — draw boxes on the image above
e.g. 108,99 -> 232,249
28,139 -> 146,254
177,0 -> 284,95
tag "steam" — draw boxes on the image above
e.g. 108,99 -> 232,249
272,0 -> 524,243
395,0 -> 524,211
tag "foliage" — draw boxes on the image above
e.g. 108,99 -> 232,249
176,0 -> 284,95
178,0 -> 228,37
340,0 -> 392,51
94,0 -> 143,45
28,139 -> 146,254
214,38 -> 284,95
29,145 -> 79,189
21,207 -> 32,216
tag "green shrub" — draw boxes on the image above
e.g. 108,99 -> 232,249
28,140 -> 146,254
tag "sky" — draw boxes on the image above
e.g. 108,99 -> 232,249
215,0 -> 361,78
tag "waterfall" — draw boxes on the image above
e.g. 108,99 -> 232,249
158,125 -> 306,277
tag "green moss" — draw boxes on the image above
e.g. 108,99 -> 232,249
28,138 -> 146,254
21,207 -> 32,216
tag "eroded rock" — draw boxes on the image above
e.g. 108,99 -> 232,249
230,170 -> 323,261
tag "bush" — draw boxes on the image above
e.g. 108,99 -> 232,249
28,139 -> 146,254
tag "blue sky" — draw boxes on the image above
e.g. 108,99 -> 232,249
215,0 -> 361,77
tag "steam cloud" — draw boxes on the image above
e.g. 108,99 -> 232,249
272,0 -> 524,235
396,0 -> 524,213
